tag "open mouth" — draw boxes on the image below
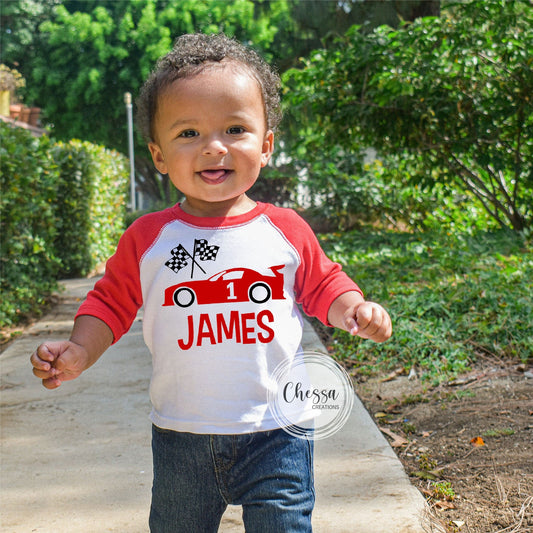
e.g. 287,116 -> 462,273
199,169 -> 231,184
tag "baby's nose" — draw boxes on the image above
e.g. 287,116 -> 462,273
202,137 -> 228,156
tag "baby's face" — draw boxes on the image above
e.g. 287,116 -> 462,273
149,62 -> 274,217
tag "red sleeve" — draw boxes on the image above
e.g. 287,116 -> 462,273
264,205 -> 363,326
75,207 -> 177,343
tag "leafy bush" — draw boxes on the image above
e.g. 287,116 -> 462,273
320,229 -> 533,382
283,0 -> 533,231
0,123 -> 61,326
0,123 -> 129,327
249,165 -> 299,208
51,140 -> 128,276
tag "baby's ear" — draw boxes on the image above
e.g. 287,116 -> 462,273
260,130 -> 275,168
148,143 -> 168,175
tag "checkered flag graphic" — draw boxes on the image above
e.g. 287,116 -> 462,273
194,239 -> 219,261
165,239 -> 220,278
165,244 -> 190,273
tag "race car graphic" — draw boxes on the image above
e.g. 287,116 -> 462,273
163,265 -> 286,307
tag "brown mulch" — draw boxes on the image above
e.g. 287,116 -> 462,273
355,359 -> 533,532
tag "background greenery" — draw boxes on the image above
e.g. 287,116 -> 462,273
1,0 -> 440,205
282,0 -> 532,232
0,123 -> 128,327
320,229 -> 532,382
0,124 -> 60,327
51,139 -> 129,277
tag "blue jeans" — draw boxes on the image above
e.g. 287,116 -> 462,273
149,425 -> 314,532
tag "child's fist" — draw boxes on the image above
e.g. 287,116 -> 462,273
345,301 -> 392,343
30,341 -> 88,389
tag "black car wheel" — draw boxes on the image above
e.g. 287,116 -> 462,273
249,282 -> 271,304
173,287 -> 195,307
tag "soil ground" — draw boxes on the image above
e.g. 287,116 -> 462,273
354,360 -> 533,533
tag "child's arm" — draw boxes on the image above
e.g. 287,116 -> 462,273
30,315 -> 113,390
327,291 -> 392,343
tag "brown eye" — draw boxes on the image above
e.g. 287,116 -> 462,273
179,129 -> 198,138
227,126 -> 245,135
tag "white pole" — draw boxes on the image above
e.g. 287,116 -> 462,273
124,92 -> 136,211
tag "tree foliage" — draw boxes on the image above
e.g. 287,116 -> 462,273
275,0 -> 439,70
1,0 -> 442,206
284,1 -> 533,231
1,0 -> 293,203
0,0 -> 62,75
22,0 -> 286,150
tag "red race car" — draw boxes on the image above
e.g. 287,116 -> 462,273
163,265 -> 286,307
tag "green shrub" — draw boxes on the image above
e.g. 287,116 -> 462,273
51,140 -> 128,277
283,1 -> 533,232
0,123 -> 129,328
0,123 -> 61,326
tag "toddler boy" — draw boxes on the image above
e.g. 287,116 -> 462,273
31,33 -> 391,532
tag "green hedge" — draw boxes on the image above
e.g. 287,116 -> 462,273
0,122 -> 128,327
51,140 -> 128,277
0,124 -> 61,327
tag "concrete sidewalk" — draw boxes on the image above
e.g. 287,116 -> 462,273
1,278 -> 428,532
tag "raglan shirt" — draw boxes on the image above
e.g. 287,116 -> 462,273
76,202 -> 362,434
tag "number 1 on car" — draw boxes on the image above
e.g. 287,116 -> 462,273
227,282 -> 237,300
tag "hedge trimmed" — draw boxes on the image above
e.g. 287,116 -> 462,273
51,140 -> 128,277
1,123 -> 61,327
0,122 -> 128,327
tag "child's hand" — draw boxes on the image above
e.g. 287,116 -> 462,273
30,341 -> 89,389
30,316 -> 113,389
328,291 -> 392,343
344,301 -> 392,343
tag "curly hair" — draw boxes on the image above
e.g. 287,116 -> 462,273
136,33 -> 282,142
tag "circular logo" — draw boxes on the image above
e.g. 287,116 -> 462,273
268,351 -> 354,440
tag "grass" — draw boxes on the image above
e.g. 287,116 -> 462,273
483,428 -> 515,438
431,481 -> 456,501
319,228 -> 533,383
